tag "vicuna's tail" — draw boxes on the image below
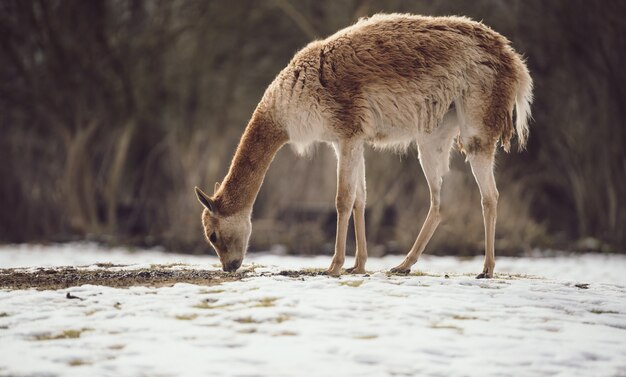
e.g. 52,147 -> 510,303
514,61 -> 533,150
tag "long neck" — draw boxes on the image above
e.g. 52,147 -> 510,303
215,108 -> 288,216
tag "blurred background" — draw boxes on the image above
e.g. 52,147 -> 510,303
0,0 -> 624,257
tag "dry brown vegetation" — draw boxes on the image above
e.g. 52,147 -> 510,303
0,1 -> 624,255
0,265 -> 243,290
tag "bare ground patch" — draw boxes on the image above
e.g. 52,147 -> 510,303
0,266 -> 330,290
0,266 -> 245,290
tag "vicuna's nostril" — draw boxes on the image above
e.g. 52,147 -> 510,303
223,260 -> 242,272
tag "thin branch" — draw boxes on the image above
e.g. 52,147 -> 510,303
274,0 -> 318,40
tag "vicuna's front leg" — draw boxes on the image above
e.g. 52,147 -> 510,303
346,153 -> 367,274
327,142 -> 363,277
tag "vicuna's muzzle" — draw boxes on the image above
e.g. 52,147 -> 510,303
223,259 -> 242,272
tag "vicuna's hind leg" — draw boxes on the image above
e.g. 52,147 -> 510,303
391,113 -> 457,273
469,152 -> 499,279
389,149 -> 444,273
346,154 -> 367,274
327,141 -> 363,277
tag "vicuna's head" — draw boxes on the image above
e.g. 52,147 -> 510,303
194,186 -> 251,272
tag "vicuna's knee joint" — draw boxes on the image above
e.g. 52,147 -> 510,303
481,194 -> 498,212
429,187 -> 442,210
432,207 -> 442,223
336,195 -> 355,215
353,198 -> 365,211
430,195 -> 441,210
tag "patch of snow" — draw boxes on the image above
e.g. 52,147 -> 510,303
1,244 -> 626,377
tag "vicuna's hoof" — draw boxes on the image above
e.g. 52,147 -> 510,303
346,266 -> 366,274
389,266 -> 411,274
476,272 -> 493,279
325,267 -> 343,277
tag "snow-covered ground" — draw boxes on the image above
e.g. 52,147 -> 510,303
1,243 -> 626,377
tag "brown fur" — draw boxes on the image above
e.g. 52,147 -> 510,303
213,106 -> 289,216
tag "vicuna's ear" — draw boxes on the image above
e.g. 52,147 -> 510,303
194,186 -> 216,214
214,182 -> 221,195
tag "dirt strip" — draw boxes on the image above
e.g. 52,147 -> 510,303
0,266 -> 329,290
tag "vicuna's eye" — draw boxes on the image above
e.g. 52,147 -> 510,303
209,232 -> 217,243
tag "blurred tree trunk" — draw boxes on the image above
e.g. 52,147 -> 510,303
65,121 -> 101,234
104,121 -> 137,234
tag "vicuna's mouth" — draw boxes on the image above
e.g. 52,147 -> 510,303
223,260 -> 242,272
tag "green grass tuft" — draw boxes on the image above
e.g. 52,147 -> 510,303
590,309 -> 618,315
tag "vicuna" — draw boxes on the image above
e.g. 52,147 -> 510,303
195,13 -> 533,278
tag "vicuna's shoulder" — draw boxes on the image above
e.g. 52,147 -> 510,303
287,40 -> 323,72
352,13 -> 476,29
